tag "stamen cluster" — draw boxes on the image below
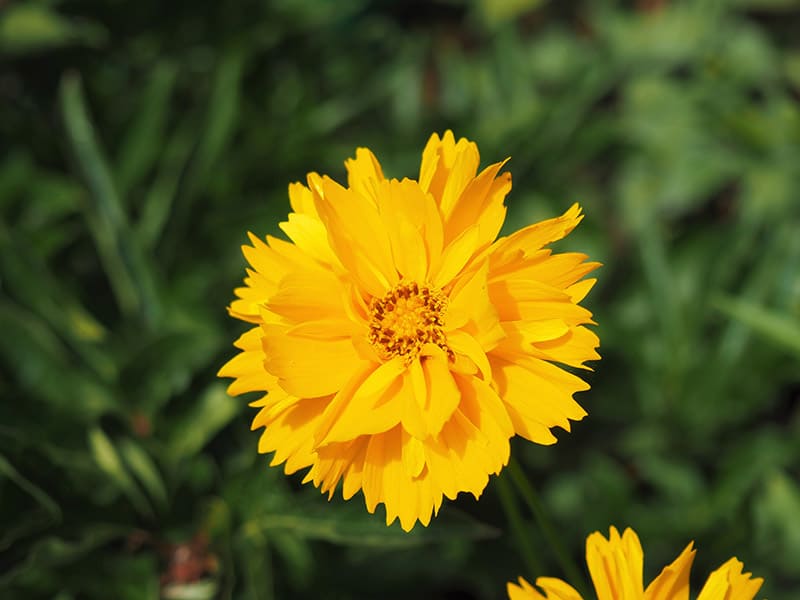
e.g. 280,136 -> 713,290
368,281 -> 449,362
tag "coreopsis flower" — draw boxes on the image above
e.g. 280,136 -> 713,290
218,131 -> 599,531
507,526 -> 764,600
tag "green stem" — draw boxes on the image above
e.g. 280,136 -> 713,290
495,472 -> 544,579
507,458 -> 590,598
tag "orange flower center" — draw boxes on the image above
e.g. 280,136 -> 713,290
368,281 -> 449,362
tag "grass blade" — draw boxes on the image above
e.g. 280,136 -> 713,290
714,295 -> 800,358
88,427 -> 153,518
118,438 -> 170,513
115,61 -> 178,197
59,72 -> 161,325
164,383 -> 241,463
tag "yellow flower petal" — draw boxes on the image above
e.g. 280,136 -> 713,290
509,252 -> 602,294
278,212 -> 340,267
345,147 -> 385,203
398,368 -> 427,440
256,395 -> 329,475
419,130 -> 480,217
361,431 -> 392,514
417,350 -> 461,438
457,374 -> 513,435
228,233 -> 294,321
491,203 -> 584,263
506,576 -> 584,600
401,429 -> 426,478
361,427 -> 440,531
447,261 -> 506,350
316,358 -> 405,445
309,436 -> 368,499
696,557 -> 764,600
262,324 -> 364,398
444,159 -> 511,249
241,232 -> 287,279
316,176 -> 398,295
644,542 -> 696,600
431,223 -> 481,287
566,278 -> 597,303
217,327 -> 275,395
376,178 -> 435,282
532,326 -> 600,370
507,577 -> 548,600
491,357 -> 588,442
288,180 -> 319,218
496,321 -> 600,371
447,329 -> 492,381
535,577 -> 585,600
266,269 -> 350,323
438,140 -> 481,220
426,383 -> 511,501
586,526 -> 645,600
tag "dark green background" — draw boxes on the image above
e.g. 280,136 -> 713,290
1,0 -> 799,598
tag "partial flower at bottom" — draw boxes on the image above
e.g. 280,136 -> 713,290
507,526 -> 764,600
218,131 -> 600,531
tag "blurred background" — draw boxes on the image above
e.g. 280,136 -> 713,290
2,0 -> 800,598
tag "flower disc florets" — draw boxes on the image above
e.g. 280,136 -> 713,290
368,281 -> 450,363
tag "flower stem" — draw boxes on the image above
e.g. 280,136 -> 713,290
495,472 -> 544,579
507,458 -> 590,598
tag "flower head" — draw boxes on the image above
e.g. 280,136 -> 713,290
507,526 -> 764,600
219,131 -> 600,530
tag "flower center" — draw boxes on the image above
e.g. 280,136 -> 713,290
368,281 -> 450,362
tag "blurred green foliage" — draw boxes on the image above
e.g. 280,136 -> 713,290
1,0 -> 799,598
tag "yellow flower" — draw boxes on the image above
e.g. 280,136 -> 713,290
507,526 -> 764,600
218,131 -> 600,531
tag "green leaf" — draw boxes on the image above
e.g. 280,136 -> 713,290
0,525 -> 126,587
477,0 -> 547,28
754,470 -> 800,573
158,49 -> 246,262
120,329 -> 220,417
241,503 -> 499,548
0,152 -> 33,208
0,509 -> 56,553
0,453 -> 61,550
238,535 -> 274,600
88,428 -> 153,518
269,531 -> 313,591
186,50 -> 246,195
116,62 -> 179,197
731,0 -> 800,9
164,384 -> 241,462
0,228 -> 112,377
0,301 -> 115,420
17,167 -> 84,239
59,72 -> 161,325
0,3 -> 106,55
785,50 -> 800,88
136,119 -> 195,250
713,295 -> 800,358
118,439 -> 169,512
713,431 -> 793,518
0,453 -> 60,520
